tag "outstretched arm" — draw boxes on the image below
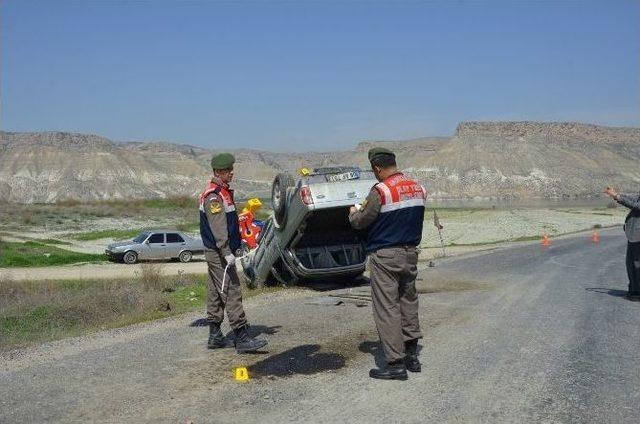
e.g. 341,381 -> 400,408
604,186 -> 640,212
617,193 -> 640,212
349,189 -> 382,230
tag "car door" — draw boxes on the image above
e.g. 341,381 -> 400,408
165,232 -> 186,258
142,233 -> 166,259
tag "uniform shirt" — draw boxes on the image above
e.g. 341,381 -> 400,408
617,192 -> 640,212
199,177 -> 241,256
350,172 -> 425,252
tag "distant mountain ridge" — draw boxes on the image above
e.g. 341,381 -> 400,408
1,121 -> 639,203
455,121 -> 640,143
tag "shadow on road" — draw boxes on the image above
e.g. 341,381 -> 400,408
585,287 -> 629,298
247,344 -> 346,378
297,275 -> 370,292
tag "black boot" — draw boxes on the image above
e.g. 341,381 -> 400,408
404,339 -> 421,373
233,325 -> 267,353
207,322 -> 227,349
369,361 -> 408,380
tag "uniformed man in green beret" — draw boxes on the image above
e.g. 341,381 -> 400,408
198,153 -> 267,353
349,147 -> 426,380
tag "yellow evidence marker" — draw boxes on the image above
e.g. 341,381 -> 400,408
299,167 -> 311,176
234,367 -> 250,381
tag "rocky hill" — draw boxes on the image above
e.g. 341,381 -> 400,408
412,122 -> 640,200
1,122 -> 638,203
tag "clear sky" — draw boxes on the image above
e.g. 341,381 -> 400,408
2,0 -> 639,151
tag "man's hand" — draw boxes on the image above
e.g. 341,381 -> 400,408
349,204 -> 362,215
224,254 -> 236,266
604,186 -> 619,199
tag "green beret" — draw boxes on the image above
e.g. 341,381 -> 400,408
368,147 -> 395,162
211,153 -> 235,170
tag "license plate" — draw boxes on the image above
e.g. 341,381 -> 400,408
326,171 -> 360,182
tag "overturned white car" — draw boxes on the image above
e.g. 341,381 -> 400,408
240,167 -> 378,286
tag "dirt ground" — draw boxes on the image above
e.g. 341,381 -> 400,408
420,206 -> 626,247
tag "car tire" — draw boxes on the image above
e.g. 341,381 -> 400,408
178,250 -> 193,263
271,173 -> 295,228
123,250 -> 138,265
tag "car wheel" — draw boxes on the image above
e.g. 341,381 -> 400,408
271,173 -> 295,228
178,250 -> 193,263
123,250 -> 138,264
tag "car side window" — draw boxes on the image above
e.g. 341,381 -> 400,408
148,233 -> 164,244
166,233 -> 184,243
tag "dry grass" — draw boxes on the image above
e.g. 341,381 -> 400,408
0,272 -> 25,301
0,270 -> 176,350
0,267 -> 283,351
0,198 -> 198,233
0,274 -> 167,318
137,262 -> 166,291
21,211 -> 34,225
55,198 -> 82,207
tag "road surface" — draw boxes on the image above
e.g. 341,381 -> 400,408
2,228 -> 639,423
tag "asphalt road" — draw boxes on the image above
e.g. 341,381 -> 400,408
2,228 -> 639,423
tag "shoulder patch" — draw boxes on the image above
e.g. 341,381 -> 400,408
209,202 -> 223,214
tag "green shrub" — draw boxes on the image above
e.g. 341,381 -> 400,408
0,240 -> 105,267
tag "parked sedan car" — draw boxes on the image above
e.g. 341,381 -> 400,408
240,166 -> 378,286
105,230 -> 204,264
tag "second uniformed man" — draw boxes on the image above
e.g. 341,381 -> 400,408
605,186 -> 640,300
199,153 -> 267,353
349,148 -> 426,380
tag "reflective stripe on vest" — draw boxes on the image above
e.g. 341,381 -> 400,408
365,173 -> 426,252
198,182 -> 241,252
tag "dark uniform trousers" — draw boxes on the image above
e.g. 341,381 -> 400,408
205,250 -> 247,329
369,246 -> 423,363
627,242 -> 640,295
